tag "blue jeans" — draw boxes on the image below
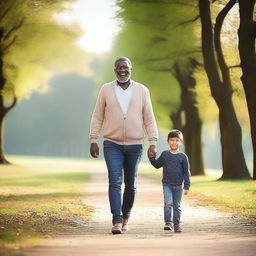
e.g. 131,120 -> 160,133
103,140 -> 143,224
163,184 -> 183,225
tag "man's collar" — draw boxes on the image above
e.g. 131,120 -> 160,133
115,80 -> 133,87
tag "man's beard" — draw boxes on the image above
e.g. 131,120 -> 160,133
115,70 -> 131,83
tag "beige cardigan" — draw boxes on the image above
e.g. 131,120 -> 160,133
89,80 -> 158,145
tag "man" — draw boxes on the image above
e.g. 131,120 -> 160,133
89,57 -> 158,234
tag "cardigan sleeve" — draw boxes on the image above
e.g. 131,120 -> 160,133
143,89 -> 159,146
89,86 -> 106,143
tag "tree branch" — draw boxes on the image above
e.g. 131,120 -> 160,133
146,56 -> 172,62
229,64 -> 240,69
146,66 -> 173,73
3,17 -> 24,41
3,35 -> 17,51
5,95 -> 17,113
146,49 -> 201,62
214,0 -> 237,88
151,36 -> 168,44
188,57 -> 204,67
128,0 -> 197,7
177,15 -> 200,26
160,15 -> 200,31
125,18 -> 172,31
0,5 -> 12,21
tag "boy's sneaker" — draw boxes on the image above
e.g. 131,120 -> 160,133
122,219 -> 129,231
111,223 -> 122,234
174,224 -> 182,233
164,222 -> 173,231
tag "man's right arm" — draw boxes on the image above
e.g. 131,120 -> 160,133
143,89 -> 159,147
89,87 -> 105,158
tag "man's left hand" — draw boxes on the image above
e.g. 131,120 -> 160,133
147,145 -> 157,158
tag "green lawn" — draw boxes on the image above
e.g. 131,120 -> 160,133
0,157 -> 93,246
140,167 -> 256,217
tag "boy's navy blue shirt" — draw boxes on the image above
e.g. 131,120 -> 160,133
149,150 -> 191,190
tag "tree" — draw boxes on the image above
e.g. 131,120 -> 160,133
199,0 -> 250,179
237,0 -> 256,179
105,0 -> 205,175
171,58 -> 204,175
0,0 -> 90,163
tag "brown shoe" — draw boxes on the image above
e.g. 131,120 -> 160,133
164,222 -> 173,231
174,224 -> 182,233
122,219 -> 129,231
112,223 -> 122,234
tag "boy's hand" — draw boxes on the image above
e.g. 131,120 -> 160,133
183,189 -> 189,195
147,145 -> 156,158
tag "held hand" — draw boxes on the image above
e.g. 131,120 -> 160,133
90,143 -> 99,158
183,189 -> 189,195
147,145 -> 157,158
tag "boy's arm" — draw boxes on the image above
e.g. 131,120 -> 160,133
149,152 -> 165,169
182,154 -> 191,190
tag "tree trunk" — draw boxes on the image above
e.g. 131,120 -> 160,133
170,106 -> 183,132
238,0 -> 256,179
0,105 -> 9,164
172,59 -> 205,175
219,95 -> 250,179
199,0 -> 250,179
0,8 -> 24,164
0,53 -> 16,164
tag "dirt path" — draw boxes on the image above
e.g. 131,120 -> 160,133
24,163 -> 256,256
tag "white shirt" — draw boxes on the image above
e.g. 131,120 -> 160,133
114,81 -> 133,114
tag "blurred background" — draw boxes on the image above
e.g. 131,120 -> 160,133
1,0 -> 254,178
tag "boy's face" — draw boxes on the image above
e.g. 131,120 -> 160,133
168,137 -> 182,151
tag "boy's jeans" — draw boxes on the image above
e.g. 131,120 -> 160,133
103,140 -> 143,224
163,184 -> 183,225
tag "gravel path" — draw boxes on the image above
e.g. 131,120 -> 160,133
23,163 -> 256,256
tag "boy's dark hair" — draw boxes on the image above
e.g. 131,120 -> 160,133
167,129 -> 183,142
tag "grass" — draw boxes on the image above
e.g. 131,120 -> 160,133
0,156 -> 94,246
140,167 -> 256,218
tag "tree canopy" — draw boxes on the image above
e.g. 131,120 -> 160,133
101,0 -> 217,130
1,0 -> 91,102
0,0 -> 91,163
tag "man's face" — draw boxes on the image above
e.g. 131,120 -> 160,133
114,60 -> 132,83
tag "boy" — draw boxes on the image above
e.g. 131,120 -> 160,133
148,129 -> 191,232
